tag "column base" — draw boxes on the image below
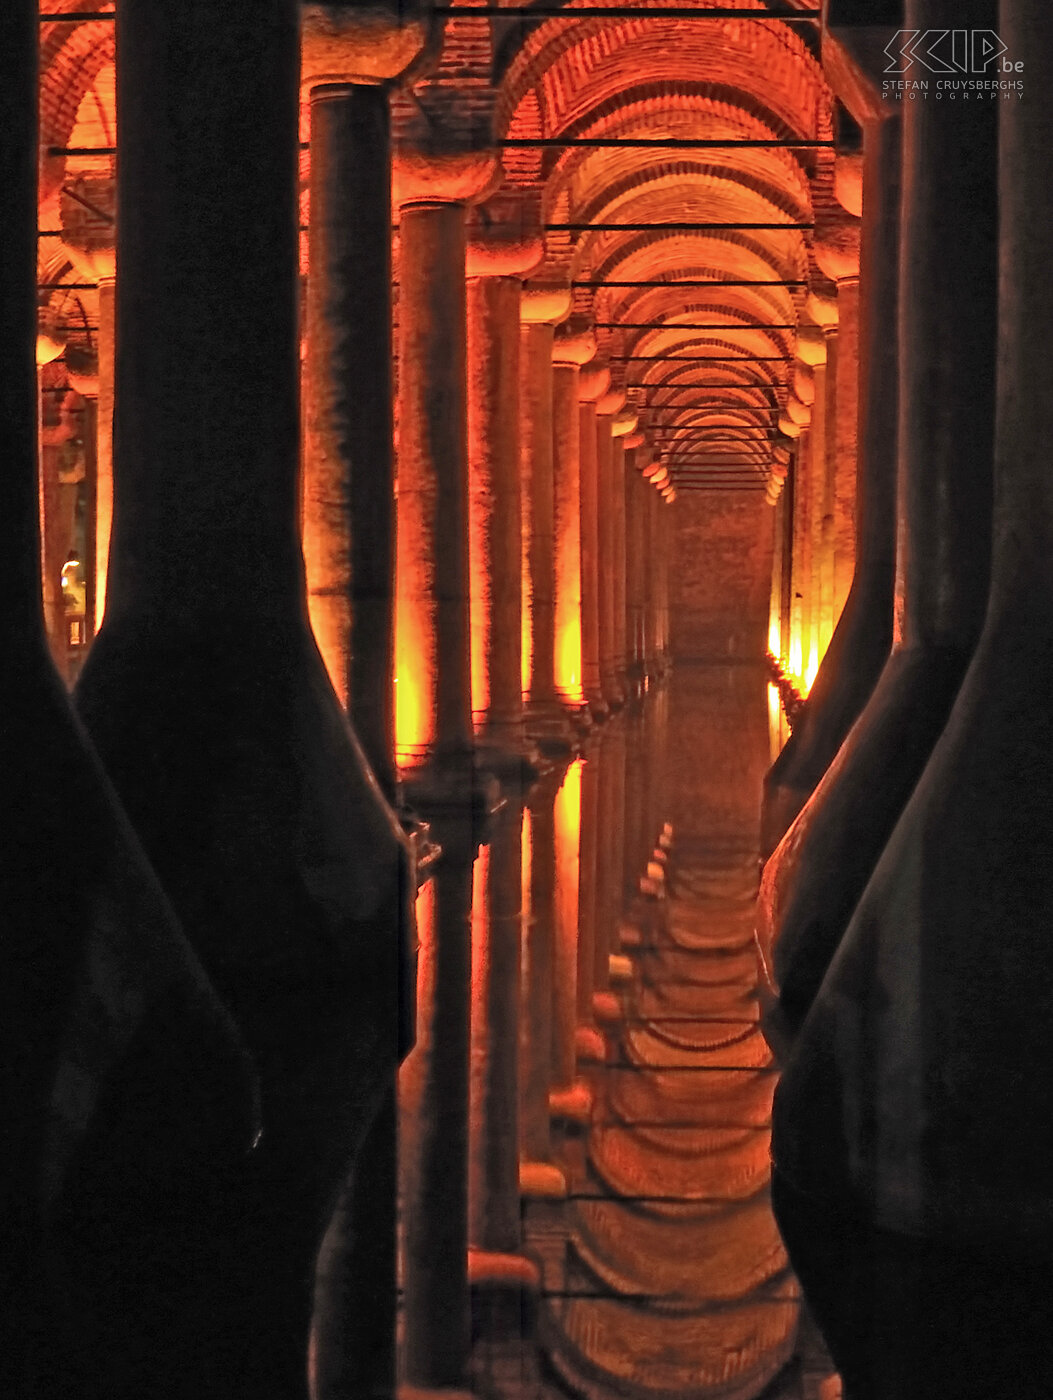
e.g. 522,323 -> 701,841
473,734 -> 541,791
584,685 -> 610,723
524,699 -> 579,757
400,748 -> 503,821
601,674 -> 626,711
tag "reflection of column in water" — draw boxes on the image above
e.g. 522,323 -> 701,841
519,778 -> 557,1170
400,814 -> 475,1390
575,751 -> 601,1041
468,804 -> 525,1257
551,760 -> 590,1118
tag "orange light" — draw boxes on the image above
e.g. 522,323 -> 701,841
395,600 -> 433,766
555,617 -> 584,705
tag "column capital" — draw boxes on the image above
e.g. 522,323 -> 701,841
520,284 -> 572,326
621,430 -> 645,450
466,231 -> 544,279
778,414 -> 803,439
552,321 -> 596,368
611,409 -> 638,439
577,360 -> 611,403
835,152 -> 864,217
793,362 -> 815,406
814,207 -> 862,284
301,4 -> 433,88
786,394 -> 812,428
596,388 -> 626,417
393,146 -> 501,208
806,288 -> 840,331
60,174 -> 116,282
795,324 -> 827,368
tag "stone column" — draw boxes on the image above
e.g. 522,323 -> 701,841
73,5 -> 415,1397
520,285 -> 573,751
789,430 -> 812,686
760,5 -> 996,1039
611,408 -> 637,686
466,229 -> 543,774
623,437 -> 647,689
760,113 -> 899,856
577,360 -> 611,719
551,322 -> 596,723
59,174 -> 116,639
301,8 -> 429,797
467,804 -> 539,1292
771,11 -> 1053,1394
394,148 -> 499,801
400,813 -> 475,1393
519,774 -> 568,1199
796,326 -> 832,666
596,388 -> 626,707
2,13 -> 255,1395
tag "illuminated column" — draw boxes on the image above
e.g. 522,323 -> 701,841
549,757 -> 591,1123
789,430 -> 812,688
394,147 -> 499,789
466,229 -> 543,770
519,775 -> 568,1198
520,286 -> 573,751
467,805 -> 540,1292
577,359 -> 611,719
814,302 -> 841,656
796,327 -> 831,671
73,5 -> 415,1396
760,114 -> 897,857
641,467 -> 660,681
59,175 -> 116,638
831,274 -> 860,619
551,322 -> 596,721
301,8 -> 429,794
815,210 -> 862,625
610,408 -> 637,686
596,388 -> 626,708
761,30 -> 997,1029
623,437 -> 647,687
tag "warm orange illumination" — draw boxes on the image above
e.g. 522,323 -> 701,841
521,505 -> 533,700
788,633 -> 804,690
768,614 -> 782,662
394,598 -> 434,767
804,641 -> 819,695
555,616 -> 584,706
553,759 -> 583,1087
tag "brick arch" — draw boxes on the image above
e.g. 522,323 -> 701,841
497,0 -> 828,142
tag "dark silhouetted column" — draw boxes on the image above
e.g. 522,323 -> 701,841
73,4 -> 414,1396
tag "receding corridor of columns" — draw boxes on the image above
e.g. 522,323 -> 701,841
11,3 -> 1053,1399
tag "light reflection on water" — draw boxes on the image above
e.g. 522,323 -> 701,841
404,665 -> 839,1400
